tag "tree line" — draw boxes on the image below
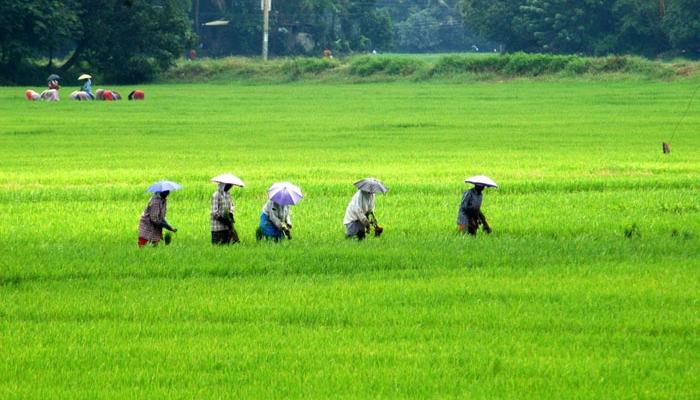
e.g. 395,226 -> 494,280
463,0 -> 700,57
1,0 -> 698,84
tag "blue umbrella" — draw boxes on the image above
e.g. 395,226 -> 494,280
268,182 -> 303,205
147,180 -> 182,193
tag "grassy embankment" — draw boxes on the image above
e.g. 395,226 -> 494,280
164,52 -> 700,83
0,77 -> 699,397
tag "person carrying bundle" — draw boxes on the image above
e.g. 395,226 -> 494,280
138,181 -> 180,247
256,182 -> 303,241
210,174 -> 245,245
457,175 -> 497,236
344,178 -> 387,240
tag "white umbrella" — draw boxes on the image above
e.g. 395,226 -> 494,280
211,173 -> 245,187
78,74 -> 92,80
465,175 -> 498,188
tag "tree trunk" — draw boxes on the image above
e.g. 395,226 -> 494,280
58,41 -> 86,74
47,48 -> 54,69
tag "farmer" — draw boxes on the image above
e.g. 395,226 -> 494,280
256,200 -> 292,241
25,74 -> 61,101
457,184 -> 492,236
80,75 -> 94,98
138,190 -> 177,247
346,177 -> 387,239
47,75 -> 60,91
343,189 -> 376,240
211,183 -> 240,245
70,74 -> 94,100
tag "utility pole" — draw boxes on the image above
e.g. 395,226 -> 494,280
194,0 -> 200,37
262,0 -> 271,60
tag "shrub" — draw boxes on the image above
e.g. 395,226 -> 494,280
348,56 -> 426,77
503,53 -> 572,76
282,58 -> 338,79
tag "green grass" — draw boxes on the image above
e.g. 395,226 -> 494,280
1,79 -> 699,398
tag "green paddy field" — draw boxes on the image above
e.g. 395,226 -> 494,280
0,78 -> 699,398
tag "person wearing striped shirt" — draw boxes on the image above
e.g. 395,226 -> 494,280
138,190 -> 177,247
211,183 -> 239,245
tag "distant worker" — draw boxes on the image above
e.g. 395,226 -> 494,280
47,74 -> 60,91
210,173 -> 245,245
344,178 -> 387,239
323,48 -> 332,59
457,175 -> 497,236
188,49 -> 197,61
138,181 -> 180,247
25,74 -> 61,101
128,90 -> 145,100
70,74 -> 94,100
256,182 -> 303,241
95,89 -> 121,101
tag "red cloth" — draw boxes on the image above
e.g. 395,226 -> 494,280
138,237 -> 159,247
103,90 -> 114,101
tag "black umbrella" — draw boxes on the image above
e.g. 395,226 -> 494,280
47,74 -> 61,82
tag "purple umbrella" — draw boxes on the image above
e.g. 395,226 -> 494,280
268,182 -> 303,205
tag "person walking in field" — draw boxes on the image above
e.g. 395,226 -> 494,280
210,173 -> 245,245
138,181 -> 180,247
256,182 -> 303,241
257,199 -> 293,241
458,175 -> 497,236
344,178 -> 387,240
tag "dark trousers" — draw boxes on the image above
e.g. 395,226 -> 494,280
461,212 -> 490,236
212,227 -> 240,245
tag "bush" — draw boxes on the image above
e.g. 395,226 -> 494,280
282,58 -> 338,79
432,55 -> 506,74
503,53 -> 573,76
105,56 -> 161,83
348,56 -> 426,77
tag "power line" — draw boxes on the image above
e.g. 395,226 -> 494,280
668,83 -> 700,143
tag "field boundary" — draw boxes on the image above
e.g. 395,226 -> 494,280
163,53 -> 700,84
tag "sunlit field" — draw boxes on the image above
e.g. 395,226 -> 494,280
1,79 -> 698,398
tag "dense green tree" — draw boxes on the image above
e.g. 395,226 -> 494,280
0,0 -> 79,78
462,0 -> 535,51
193,0 -> 391,56
461,0 -> 699,57
612,0 -> 668,56
663,0 -> 700,56
64,0 -> 193,82
0,0 -> 192,83
383,0 -> 483,52
519,0 -> 617,54
396,10 -> 441,51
